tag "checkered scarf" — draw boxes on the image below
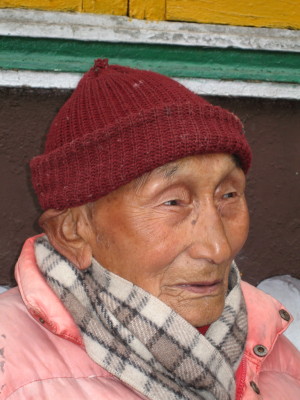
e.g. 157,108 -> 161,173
36,236 -> 247,400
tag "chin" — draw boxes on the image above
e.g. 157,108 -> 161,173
184,299 -> 225,328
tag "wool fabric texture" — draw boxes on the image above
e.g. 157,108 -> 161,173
30,59 -> 252,210
36,236 -> 248,400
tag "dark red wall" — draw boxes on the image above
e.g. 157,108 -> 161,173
0,87 -> 299,286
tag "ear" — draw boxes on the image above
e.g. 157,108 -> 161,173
39,206 -> 93,270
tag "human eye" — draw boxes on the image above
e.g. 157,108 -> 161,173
163,199 -> 180,206
223,192 -> 237,199
156,186 -> 190,209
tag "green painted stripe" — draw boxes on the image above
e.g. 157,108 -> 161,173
0,36 -> 299,83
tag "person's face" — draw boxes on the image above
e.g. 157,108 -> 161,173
85,153 -> 249,327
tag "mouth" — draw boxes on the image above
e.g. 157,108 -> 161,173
174,280 -> 223,295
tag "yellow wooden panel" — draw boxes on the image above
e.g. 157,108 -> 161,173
129,0 -> 166,20
83,0 -> 127,15
0,0 -> 80,12
167,0 -> 300,29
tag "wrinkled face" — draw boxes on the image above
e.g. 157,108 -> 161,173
86,153 -> 249,327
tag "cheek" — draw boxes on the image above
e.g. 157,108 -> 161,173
92,210 -> 181,275
226,205 -> 249,255
129,211 -> 181,254
130,209 -> 173,237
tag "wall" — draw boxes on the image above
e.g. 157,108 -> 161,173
0,87 -> 299,287
1,0 -> 300,28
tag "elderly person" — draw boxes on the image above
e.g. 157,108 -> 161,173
1,59 -> 300,400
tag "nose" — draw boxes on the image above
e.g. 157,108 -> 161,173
188,205 -> 232,265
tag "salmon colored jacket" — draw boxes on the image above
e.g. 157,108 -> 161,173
1,236 -> 300,400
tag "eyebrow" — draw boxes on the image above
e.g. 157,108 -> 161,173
133,154 -> 240,193
156,163 -> 179,179
133,162 -> 179,192
156,154 -> 239,179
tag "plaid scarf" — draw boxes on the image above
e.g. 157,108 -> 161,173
36,236 -> 247,400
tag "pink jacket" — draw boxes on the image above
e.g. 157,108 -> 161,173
1,236 -> 300,399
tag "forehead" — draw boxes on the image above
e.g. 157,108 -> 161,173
89,153 -> 243,213
135,153 -> 238,186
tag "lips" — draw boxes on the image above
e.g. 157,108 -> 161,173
174,280 -> 222,295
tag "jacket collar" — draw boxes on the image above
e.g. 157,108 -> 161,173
15,235 -> 83,346
241,280 -> 292,362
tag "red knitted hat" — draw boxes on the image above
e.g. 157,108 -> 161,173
30,59 -> 252,210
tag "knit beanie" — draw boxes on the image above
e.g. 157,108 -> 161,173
30,59 -> 252,210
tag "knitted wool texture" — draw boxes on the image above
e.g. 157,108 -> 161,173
30,59 -> 252,210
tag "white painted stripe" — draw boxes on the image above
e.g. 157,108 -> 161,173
177,78 -> 300,100
0,8 -> 299,52
1,70 -> 300,99
0,70 -> 82,89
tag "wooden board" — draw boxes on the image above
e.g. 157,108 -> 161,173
0,0 -> 128,15
129,0 -> 165,20
0,0 -> 80,12
1,35 -> 299,84
167,0 -> 300,29
83,0 -> 127,15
